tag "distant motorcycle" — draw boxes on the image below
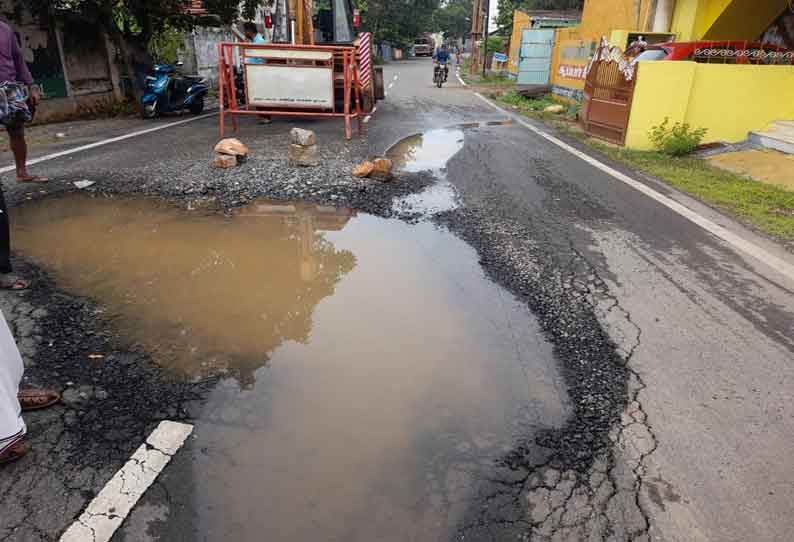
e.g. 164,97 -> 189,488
141,63 -> 208,119
433,61 -> 448,88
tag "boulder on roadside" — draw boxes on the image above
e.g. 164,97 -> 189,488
352,161 -> 375,177
214,138 -> 249,157
543,104 -> 565,114
288,143 -> 319,167
213,153 -> 237,169
289,127 -> 316,147
370,158 -> 393,181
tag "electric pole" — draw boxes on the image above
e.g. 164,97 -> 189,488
469,0 -> 484,75
482,0 -> 490,77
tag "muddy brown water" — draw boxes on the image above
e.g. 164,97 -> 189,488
12,194 -> 569,541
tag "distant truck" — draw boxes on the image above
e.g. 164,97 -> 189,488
412,37 -> 433,57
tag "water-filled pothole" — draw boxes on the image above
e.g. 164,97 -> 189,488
12,194 -> 569,541
389,128 -> 464,216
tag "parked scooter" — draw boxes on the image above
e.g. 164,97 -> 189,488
141,62 -> 208,119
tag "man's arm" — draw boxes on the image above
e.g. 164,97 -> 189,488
10,32 -> 39,105
11,32 -> 33,86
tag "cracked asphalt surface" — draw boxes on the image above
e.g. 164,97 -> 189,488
1,58 -> 794,542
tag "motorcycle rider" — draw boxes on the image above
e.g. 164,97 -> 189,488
433,43 -> 451,82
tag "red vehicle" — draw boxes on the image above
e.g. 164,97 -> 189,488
634,40 -> 794,65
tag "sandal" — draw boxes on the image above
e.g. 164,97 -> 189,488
18,389 -> 60,411
0,441 -> 28,465
16,175 -> 49,184
0,274 -> 30,290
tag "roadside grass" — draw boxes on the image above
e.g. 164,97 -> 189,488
495,92 -> 794,243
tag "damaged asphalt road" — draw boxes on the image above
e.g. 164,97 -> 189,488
2,58 -> 794,542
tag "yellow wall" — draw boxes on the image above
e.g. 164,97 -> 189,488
550,0 -> 655,96
703,0 -> 788,39
671,0 -> 788,41
625,62 -> 794,149
508,10 -> 531,76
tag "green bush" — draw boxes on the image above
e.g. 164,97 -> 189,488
648,117 -> 708,156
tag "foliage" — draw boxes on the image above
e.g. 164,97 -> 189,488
485,35 -> 506,53
498,91 -> 556,111
354,0 -> 443,50
432,0 -> 471,40
148,25 -> 185,64
648,117 -> 708,156
496,0 -> 584,29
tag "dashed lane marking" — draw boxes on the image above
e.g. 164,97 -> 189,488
472,92 -> 794,283
59,421 -> 193,542
363,106 -> 378,124
0,112 -> 217,175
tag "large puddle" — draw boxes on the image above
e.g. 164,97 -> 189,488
12,194 -> 569,541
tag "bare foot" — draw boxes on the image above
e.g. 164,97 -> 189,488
0,274 -> 30,290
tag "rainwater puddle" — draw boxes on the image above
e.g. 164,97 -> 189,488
12,194 -> 569,541
390,128 -> 464,216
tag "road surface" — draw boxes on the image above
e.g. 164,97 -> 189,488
0,57 -> 792,542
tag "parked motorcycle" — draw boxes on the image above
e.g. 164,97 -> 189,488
433,61 -> 448,88
141,63 -> 208,119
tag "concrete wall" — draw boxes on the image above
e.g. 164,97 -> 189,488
183,26 -> 236,84
625,61 -> 794,149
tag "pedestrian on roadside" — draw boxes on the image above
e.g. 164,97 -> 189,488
0,20 -> 47,290
242,21 -> 272,125
0,308 -> 59,464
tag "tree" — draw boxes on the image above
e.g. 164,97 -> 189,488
432,0 -> 472,40
17,0 -> 259,103
355,0 -> 442,49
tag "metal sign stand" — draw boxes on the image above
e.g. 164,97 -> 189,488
218,42 -> 363,140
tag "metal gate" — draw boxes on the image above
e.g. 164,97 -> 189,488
581,43 -> 636,145
517,29 -> 554,85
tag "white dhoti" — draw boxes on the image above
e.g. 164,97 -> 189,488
0,309 -> 24,454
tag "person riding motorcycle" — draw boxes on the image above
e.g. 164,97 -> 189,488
433,44 -> 451,82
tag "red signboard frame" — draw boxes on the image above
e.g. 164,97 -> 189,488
218,42 -> 363,140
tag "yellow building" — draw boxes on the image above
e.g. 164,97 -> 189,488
554,0 -> 794,148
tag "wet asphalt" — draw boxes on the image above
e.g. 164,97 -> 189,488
0,58 -> 793,542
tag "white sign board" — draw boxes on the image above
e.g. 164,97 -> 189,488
246,65 -> 334,109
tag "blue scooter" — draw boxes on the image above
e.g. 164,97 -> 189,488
141,63 -> 208,119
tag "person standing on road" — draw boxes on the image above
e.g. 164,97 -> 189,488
0,21 -> 46,184
242,21 -> 272,125
0,20 -> 47,290
0,308 -> 59,465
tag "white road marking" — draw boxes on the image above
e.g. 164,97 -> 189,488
393,74 -> 399,81
59,421 -> 193,542
0,113 -> 217,174
456,68 -> 467,87
388,82 -> 394,90
473,92 -> 794,282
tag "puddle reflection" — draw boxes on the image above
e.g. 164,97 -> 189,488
12,196 -> 356,385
